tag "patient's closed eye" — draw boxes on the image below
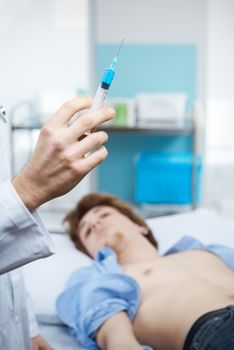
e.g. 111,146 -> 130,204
85,227 -> 91,237
99,212 -> 110,218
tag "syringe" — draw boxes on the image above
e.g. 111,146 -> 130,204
90,38 -> 125,113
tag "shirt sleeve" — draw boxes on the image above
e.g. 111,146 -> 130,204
56,261 -> 140,349
0,180 -> 56,274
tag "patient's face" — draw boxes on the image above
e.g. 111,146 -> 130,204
77,205 -> 147,258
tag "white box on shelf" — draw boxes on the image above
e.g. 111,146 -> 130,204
136,92 -> 187,126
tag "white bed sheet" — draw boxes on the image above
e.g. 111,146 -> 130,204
39,322 -> 84,350
23,208 -> 234,349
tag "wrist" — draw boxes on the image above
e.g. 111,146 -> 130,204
11,168 -> 43,211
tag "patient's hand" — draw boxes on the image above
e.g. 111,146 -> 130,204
31,335 -> 52,350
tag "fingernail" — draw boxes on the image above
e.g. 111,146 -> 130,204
108,108 -> 116,117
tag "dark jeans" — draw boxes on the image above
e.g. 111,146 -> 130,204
183,305 -> 234,350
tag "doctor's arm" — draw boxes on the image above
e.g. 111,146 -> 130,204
0,97 -> 114,274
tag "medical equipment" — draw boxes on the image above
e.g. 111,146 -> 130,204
90,39 -> 125,112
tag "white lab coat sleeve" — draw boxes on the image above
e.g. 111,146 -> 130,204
0,179 -> 56,274
27,292 -> 39,338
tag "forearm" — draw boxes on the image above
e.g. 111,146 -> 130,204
96,312 -> 142,350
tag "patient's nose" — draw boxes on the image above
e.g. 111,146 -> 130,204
91,219 -> 101,230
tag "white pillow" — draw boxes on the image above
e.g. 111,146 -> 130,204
23,208 -> 234,318
147,208 -> 234,254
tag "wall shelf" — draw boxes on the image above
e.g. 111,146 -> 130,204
100,124 -> 194,135
10,119 -> 199,212
11,122 -> 194,135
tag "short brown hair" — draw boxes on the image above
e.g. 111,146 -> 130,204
64,192 -> 158,257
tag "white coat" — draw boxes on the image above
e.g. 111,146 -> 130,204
0,109 -> 55,349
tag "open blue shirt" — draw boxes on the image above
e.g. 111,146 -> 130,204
56,236 -> 234,349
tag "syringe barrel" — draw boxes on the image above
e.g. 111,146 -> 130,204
102,68 -> 115,86
90,85 -> 108,112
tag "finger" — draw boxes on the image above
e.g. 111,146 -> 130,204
65,131 -> 108,160
31,344 -> 36,350
48,96 -> 93,127
77,145 -> 108,175
67,107 -> 115,141
31,341 -> 38,350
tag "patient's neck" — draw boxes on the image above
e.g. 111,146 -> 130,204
116,236 -> 159,266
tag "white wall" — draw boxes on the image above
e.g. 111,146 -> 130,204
207,0 -> 234,99
206,0 -> 234,156
0,0 -> 92,232
0,0 -> 89,109
203,0 -> 234,219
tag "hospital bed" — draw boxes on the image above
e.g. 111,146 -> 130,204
23,208 -> 234,350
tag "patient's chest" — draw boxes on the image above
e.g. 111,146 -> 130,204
123,250 -> 234,295
122,251 -> 234,350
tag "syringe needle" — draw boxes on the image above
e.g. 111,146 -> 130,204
115,38 -> 125,58
91,37 -> 124,114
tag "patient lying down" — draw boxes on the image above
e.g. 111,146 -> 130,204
56,193 -> 234,350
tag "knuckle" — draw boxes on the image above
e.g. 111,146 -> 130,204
63,97 -> 92,112
79,96 -> 92,105
41,125 -> 53,138
69,163 -> 78,176
99,108 -> 109,119
89,131 -> 108,148
81,114 -> 93,129
103,107 -> 115,118
64,99 -> 77,111
90,132 -> 103,146
90,133 -> 99,146
70,163 -> 82,176
61,151 -> 72,165
52,138 -> 64,152
98,131 -> 108,143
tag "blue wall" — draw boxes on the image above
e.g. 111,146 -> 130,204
96,44 -> 197,202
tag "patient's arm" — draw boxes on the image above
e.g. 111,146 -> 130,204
56,249 -> 142,348
96,311 -> 142,350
